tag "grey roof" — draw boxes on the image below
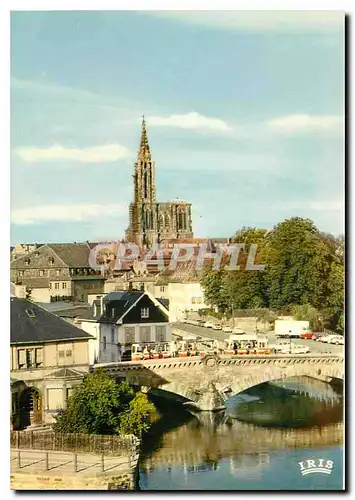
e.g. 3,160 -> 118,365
36,302 -> 89,312
11,298 -> 94,344
99,291 -> 144,323
157,298 -> 169,310
48,243 -> 92,268
44,367 -> 88,379
103,291 -> 143,304
55,306 -> 97,320
16,277 -> 49,289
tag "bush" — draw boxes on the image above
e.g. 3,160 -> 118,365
54,370 -> 155,437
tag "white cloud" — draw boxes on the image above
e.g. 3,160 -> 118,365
11,204 -> 127,225
266,114 -> 343,134
15,144 -> 130,163
148,11 -> 343,32
148,112 -> 232,131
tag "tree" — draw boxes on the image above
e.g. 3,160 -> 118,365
200,267 -> 228,311
119,392 -> 156,438
201,227 -> 267,313
291,304 -> 321,331
54,370 -> 155,436
261,217 -> 332,310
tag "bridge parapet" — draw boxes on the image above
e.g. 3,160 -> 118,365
95,354 -> 343,374
95,355 -> 344,412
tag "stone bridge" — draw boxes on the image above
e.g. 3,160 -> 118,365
94,354 -> 344,411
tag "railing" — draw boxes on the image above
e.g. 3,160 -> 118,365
10,430 -> 139,457
10,448 -> 134,474
98,354 -> 343,372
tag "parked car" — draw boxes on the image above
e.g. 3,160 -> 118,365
232,327 -> 246,335
280,345 -> 311,355
223,326 -> 233,333
204,321 -> 214,328
299,331 -> 314,340
328,335 -> 344,345
212,323 -> 222,330
274,341 -> 293,352
312,333 -> 322,341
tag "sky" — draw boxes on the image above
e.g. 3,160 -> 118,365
10,10 -> 345,244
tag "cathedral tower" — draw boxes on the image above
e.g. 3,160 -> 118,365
125,117 -> 193,247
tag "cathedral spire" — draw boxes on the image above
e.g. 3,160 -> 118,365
138,115 -> 151,160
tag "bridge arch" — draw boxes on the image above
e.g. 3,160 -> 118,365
226,363 -> 344,398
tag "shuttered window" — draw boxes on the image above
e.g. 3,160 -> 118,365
35,348 -> 43,366
140,326 -> 151,343
48,388 -> 63,410
156,326 -> 166,342
124,327 -> 135,344
18,349 -> 26,368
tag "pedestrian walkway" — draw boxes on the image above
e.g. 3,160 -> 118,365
10,448 -> 133,476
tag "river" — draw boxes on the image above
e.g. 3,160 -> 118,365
139,377 -> 344,491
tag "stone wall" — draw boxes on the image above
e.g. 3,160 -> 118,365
11,472 -> 136,490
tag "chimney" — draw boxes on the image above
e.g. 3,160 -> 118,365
100,295 -> 105,314
93,300 -> 102,317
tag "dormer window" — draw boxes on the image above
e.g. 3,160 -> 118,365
141,307 -> 149,319
26,309 -> 36,318
48,257 -> 54,265
111,308 -> 115,318
25,259 -> 30,266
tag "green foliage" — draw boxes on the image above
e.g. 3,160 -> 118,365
291,304 -> 321,331
54,370 -> 155,437
118,392 -> 156,438
200,218 -> 344,331
200,267 -> 228,311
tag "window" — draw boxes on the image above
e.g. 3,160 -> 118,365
124,327 -> 135,344
48,257 -> 54,265
17,349 -> 26,369
66,388 -> 73,404
25,259 -> 30,266
111,326 -> 115,344
139,326 -> 151,343
66,349 -> 72,358
35,348 -> 43,367
58,350 -> 65,358
103,337 -> 106,350
156,325 -> 166,342
56,269 -> 60,276
39,270 -> 45,277
160,286 -> 166,292
26,349 -> 33,367
141,307 -> 149,319
49,282 -> 52,289
17,348 -> 39,369
55,282 -> 60,290
26,309 -> 36,318
62,282 -> 67,289
19,271 -> 24,277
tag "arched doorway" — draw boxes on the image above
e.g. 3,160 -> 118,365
19,387 -> 42,429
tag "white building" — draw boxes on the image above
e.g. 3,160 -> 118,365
79,291 -> 171,364
168,281 -> 207,322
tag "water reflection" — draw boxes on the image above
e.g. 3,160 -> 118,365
141,377 -> 343,474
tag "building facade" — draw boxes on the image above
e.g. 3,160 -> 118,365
10,298 -> 93,429
125,117 -> 194,247
11,243 -> 105,303
79,291 -> 171,364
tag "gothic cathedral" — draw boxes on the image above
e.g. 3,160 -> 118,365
125,117 -> 194,247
